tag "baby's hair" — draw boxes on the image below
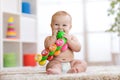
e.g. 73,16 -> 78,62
51,11 -> 72,22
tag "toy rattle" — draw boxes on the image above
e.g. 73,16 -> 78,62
35,31 -> 68,66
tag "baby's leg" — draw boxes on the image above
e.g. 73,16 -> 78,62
46,60 -> 62,74
67,60 -> 87,73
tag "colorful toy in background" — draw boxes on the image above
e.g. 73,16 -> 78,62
23,53 -> 37,66
22,2 -> 31,14
6,17 -> 17,39
4,53 -> 17,67
35,31 -> 68,66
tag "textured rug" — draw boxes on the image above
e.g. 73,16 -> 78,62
0,66 -> 120,80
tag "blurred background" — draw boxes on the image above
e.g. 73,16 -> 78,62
37,0 -> 120,66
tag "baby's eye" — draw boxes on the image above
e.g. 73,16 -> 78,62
55,24 -> 59,26
63,24 -> 67,26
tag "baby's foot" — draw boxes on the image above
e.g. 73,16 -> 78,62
46,68 -> 61,74
67,67 -> 83,73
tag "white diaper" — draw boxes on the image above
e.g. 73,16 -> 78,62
61,62 -> 71,73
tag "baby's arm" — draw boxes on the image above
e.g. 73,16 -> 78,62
44,30 -> 58,48
64,34 -> 81,52
44,36 -> 57,49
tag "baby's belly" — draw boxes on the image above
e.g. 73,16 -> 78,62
53,49 -> 74,62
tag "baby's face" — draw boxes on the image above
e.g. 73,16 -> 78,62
51,15 -> 72,33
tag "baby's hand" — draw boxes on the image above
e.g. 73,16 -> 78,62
52,30 -> 58,37
64,33 -> 71,41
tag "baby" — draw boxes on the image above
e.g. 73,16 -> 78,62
44,11 -> 87,74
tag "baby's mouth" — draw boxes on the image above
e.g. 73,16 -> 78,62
58,30 -> 63,31
58,30 -> 66,33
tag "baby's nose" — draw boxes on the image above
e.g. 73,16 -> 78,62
58,26 -> 63,31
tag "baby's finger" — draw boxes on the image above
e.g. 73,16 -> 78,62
53,30 -> 58,36
64,34 -> 70,40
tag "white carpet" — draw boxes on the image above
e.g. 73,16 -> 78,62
0,66 -> 120,80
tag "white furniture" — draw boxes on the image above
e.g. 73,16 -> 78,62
0,0 -> 37,69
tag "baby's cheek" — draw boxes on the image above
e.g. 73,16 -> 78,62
55,28 -> 59,31
64,30 -> 69,33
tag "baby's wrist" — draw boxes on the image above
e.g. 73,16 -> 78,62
51,35 -> 57,40
52,34 -> 56,38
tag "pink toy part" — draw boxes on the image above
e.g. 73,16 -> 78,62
8,28 -> 14,31
47,56 -> 54,61
41,49 -> 49,56
61,43 -> 68,51
56,39 -> 64,46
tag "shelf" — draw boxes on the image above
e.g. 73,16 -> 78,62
2,11 -> 20,15
20,16 -> 37,42
0,0 -> 37,69
22,13 -> 37,19
3,39 -> 20,42
2,0 -> 19,13
3,42 -> 21,67
22,43 -> 37,53
3,42 -> 20,56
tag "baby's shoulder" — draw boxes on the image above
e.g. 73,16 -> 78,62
69,34 -> 78,40
45,36 -> 51,40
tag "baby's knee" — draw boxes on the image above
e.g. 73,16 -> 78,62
46,60 -> 61,69
71,59 -> 82,66
71,60 -> 87,70
82,61 -> 87,67
80,60 -> 87,71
